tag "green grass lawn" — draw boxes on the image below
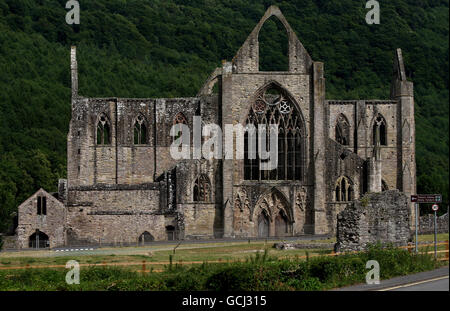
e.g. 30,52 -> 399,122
417,233 -> 449,242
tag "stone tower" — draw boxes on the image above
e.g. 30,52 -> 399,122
391,48 -> 416,226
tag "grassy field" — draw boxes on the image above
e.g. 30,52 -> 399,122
418,233 -> 449,242
0,238 -> 336,269
0,234 -> 447,271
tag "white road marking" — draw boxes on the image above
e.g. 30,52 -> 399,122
378,276 -> 449,291
54,248 -> 96,252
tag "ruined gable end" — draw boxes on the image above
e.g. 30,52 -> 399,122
232,5 -> 313,73
17,189 -> 66,249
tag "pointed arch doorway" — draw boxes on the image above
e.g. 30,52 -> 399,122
29,230 -> 49,249
258,212 -> 270,238
254,188 -> 293,238
275,211 -> 289,237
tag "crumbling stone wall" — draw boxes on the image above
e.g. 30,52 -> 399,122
419,213 -> 449,234
175,159 -> 223,239
325,138 -> 366,235
0,235 -> 17,250
335,190 -> 411,252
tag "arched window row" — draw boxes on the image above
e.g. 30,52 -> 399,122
372,114 -> 387,146
335,114 -> 350,146
244,86 -> 306,181
335,176 -> 354,202
95,112 -> 192,146
193,174 -> 211,202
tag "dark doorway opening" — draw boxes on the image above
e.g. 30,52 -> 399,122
166,226 -> 176,241
275,212 -> 289,237
139,231 -> 154,244
29,230 -> 49,249
258,212 -> 270,238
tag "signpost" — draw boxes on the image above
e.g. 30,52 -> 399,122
411,194 -> 442,203
432,204 -> 439,259
411,194 -> 442,254
415,202 -> 418,253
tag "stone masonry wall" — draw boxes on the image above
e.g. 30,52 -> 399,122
17,189 -> 66,248
335,190 -> 411,252
419,213 -> 449,234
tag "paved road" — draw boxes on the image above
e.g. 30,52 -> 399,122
334,266 -> 449,291
387,276 -> 448,291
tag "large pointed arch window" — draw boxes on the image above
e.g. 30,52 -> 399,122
96,114 -> 111,145
335,114 -> 350,146
134,115 -> 148,145
244,85 -> 306,181
373,114 -> 387,146
193,174 -> 211,202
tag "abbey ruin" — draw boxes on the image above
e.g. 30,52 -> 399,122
11,6 -> 416,248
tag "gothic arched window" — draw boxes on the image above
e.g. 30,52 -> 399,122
335,114 -> 350,146
193,174 -> 211,202
134,115 -> 147,145
173,112 -> 188,143
373,114 -> 387,146
244,85 -> 305,181
335,176 -> 354,202
96,114 -> 111,145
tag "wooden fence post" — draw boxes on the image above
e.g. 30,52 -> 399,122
446,240 -> 449,260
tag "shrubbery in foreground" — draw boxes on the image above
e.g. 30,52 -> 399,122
0,244 -> 442,291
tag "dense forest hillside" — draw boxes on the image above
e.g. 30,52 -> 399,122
0,0 -> 448,232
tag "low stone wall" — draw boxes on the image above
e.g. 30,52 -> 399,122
334,190 -> 411,252
419,213 -> 449,234
0,235 -> 17,250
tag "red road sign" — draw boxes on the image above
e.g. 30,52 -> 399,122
411,194 -> 442,203
432,204 -> 439,211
